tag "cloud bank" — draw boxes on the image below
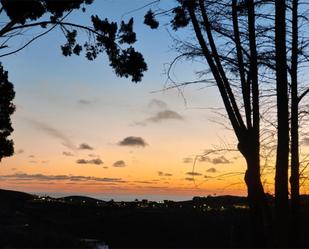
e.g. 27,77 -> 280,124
0,173 -> 125,183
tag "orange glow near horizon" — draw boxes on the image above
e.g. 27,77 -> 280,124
1,133 -> 309,200
1,0 -> 309,201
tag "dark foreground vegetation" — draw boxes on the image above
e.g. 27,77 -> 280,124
1,189 -> 309,248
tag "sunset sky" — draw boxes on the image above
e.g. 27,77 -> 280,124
1,0 -> 308,201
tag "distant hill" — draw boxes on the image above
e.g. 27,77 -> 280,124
185,195 -> 249,208
1,188 -> 309,206
0,189 -> 36,214
0,188 -> 35,202
60,195 -> 106,205
1,188 -> 309,248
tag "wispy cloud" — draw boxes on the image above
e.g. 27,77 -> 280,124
212,156 -> 231,164
76,159 -> 88,164
118,136 -> 148,147
15,149 -> 24,154
158,171 -> 173,177
78,99 -> 93,105
25,119 -> 76,151
133,99 -> 184,126
146,110 -> 184,123
112,160 -> 127,167
88,153 -> 99,158
186,172 -> 202,176
131,121 -> 147,126
185,177 -> 194,181
183,157 -> 193,164
63,151 -> 74,156
183,155 -> 231,165
76,158 -> 103,165
148,99 -> 168,109
0,173 -> 125,183
206,167 -> 217,173
204,175 -> 214,179
134,180 -> 157,184
199,156 -> 211,162
78,143 -> 94,150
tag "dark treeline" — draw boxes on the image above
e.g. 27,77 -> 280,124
2,189 -> 309,248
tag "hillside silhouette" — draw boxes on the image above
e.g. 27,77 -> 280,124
1,188 -> 309,248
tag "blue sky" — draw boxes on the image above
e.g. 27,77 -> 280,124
0,0 -> 248,200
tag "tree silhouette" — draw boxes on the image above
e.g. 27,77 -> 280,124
0,0 -> 147,82
143,0 -> 309,246
145,0 -> 268,245
0,0 -> 148,160
274,1 -> 289,245
0,64 -> 15,160
290,0 -> 303,245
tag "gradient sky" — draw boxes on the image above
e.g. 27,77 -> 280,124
0,0 -> 307,201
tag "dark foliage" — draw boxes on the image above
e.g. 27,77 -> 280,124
59,14 -> 146,82
119,18 -> 136,44
144,10 -> 159,29
1,0 -> 45,24
0,64 -> 15,161
0,0 -> 147,83
171,6 -> 190,30
1,0 -> 93,24
61,30 -> 78,56
90,15 -> 147,82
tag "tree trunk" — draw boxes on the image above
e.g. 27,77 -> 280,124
275,0 -> 289,246
188,2 -> 269,246
290,0 -> 300,246
238,131 -> 270,247
244,163 -> 268,247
